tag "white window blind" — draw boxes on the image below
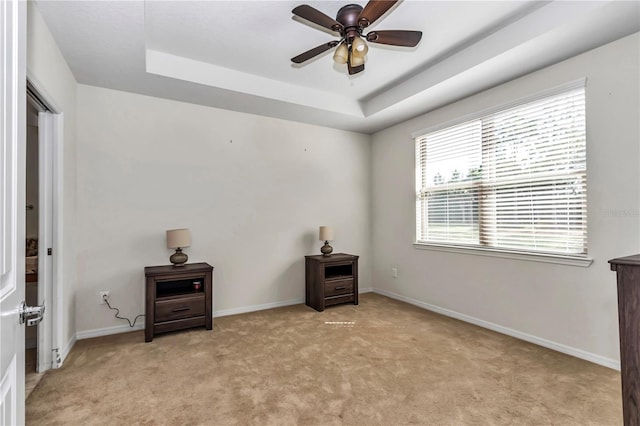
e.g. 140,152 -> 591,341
415,87 -> 587,256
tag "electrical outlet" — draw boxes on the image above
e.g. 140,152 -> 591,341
392,268 -> 398,278
99,291 -> 110,304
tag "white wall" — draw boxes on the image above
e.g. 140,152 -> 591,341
75,85 -> 372,334
27,3 -> 78,358
371,33 -> 640,366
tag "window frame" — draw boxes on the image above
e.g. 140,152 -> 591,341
412,79 -> 593,267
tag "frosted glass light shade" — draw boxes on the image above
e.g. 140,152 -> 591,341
333,43 -> 348,64
319,226 -> 334,241
351,36 -> 368,56
350,51 -> 365,67
166,228 -> 191,249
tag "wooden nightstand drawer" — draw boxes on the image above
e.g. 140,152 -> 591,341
155,295 -> 205,322
325,279 -> 353,297
325,294 -> 355,307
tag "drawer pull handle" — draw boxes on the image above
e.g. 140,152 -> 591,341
172,306 -> 190,312
335,286 -> 347,290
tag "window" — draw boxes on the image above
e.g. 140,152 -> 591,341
415,86 -> 587,258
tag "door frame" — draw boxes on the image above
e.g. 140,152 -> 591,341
26,75 -> 64,372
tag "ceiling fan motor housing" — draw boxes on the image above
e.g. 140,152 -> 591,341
336,4 -> 364,33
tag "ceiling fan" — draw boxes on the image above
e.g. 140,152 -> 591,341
290,1 -> 422,75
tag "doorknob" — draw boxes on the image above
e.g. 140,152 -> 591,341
18,300 -> 45,326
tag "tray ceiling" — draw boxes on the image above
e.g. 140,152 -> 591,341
35,1 -> 639,133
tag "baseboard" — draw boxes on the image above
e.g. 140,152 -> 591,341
76,323 -> 145,340
58,334 -> 77,368
214,287 -> 373,317
214,298 -> 304,318
373,288 -> 621,371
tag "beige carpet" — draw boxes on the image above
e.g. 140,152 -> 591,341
26,293 -> 622,425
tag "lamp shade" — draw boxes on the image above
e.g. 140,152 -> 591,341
319,226 -> 334,241
333,43 -> 348,64
351,36 -> 368,57
350,51 -> 365,67
166,228 -> 191,249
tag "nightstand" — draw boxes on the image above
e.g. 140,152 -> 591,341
144,262 -> 213,342
305,253 -> 359,312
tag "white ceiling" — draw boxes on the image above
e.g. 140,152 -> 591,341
35,0 -> 639,134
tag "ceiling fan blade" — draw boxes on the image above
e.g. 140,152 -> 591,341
292,5 -> 343,32
357,1 -> 399,28
291,41 -> 339,64
366,30 -> 422,47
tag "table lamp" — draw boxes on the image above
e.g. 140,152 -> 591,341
166,228 -> 190,266
319,226 -> 333,256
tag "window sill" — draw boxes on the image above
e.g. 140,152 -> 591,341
413,243 -> 593,267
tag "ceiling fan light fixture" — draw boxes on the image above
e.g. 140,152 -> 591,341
333,42 -> 349,64
351,35 -> 368,57
291,1 -> 421,75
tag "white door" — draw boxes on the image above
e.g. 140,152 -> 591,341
1,1 -> 27,424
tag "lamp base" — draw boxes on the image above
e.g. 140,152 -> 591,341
170,248 -> 188,266
320,241 -> 333,256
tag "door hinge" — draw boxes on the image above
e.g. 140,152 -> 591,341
47,248 -> 52,256
52,348 -> 61,368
